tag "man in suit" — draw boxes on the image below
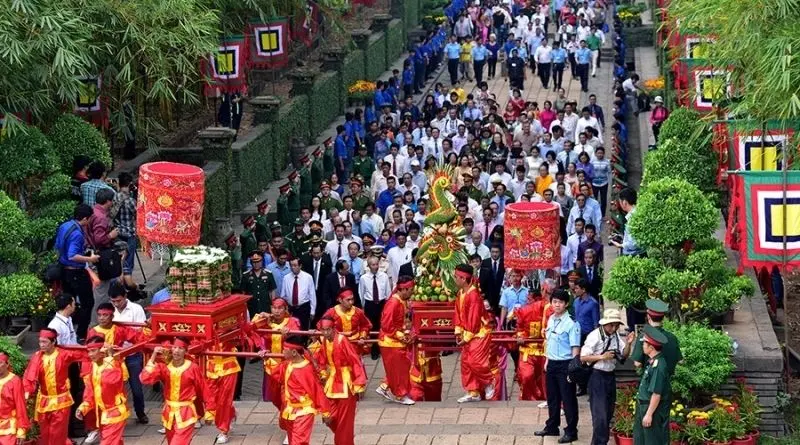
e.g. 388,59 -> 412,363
576,248 -> 603,305
301,243 -> 332,322
322,260 -> 361,321
479,244 -> 505,314
398,248 -> 419,278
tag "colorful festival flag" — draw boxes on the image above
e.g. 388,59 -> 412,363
683,61 -> 732,111
293,1 -> 320,47
726,120 -> 798,172
728,171 -> 800,269
203,36 -> 248,97
248,19 -> 290,69
74,75 -> 108,128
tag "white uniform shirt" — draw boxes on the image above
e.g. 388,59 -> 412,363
581,328 -> 627,372
358,270 -> 392,306
48,312 -> 77,346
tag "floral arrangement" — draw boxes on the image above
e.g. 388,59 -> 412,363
644,76 -> 666,90
28,286 -> 56,319
167,245 -> 232,305
347,80 -> 376,102
617,4 -> 646,26
735,377 -> 762,434
612,382 -> 639,437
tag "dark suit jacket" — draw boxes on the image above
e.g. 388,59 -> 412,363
300,255 -> 332,298
399,261 -> 417,278
577,264 -> 603,300
321,272 -> 361,315
479,258 -> 505,312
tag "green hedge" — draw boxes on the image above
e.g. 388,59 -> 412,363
232,128 -> 276,209
386,20 -> 405,67
342,49 -> 366,106
273,96 -> 310,178
404,0 -> 421,31
201,161 -> 227,243
366,33 -> 388,80
309,71 -> 342,136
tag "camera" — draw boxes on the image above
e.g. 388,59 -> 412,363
613,350 -> 626,364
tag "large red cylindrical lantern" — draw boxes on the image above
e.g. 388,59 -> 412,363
137,162 -> 205,250
504,202 -> 561,270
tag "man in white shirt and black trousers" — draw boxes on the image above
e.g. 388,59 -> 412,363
280,257 -> 316,330
580,309 -> 635,445
358,256 -> 392,359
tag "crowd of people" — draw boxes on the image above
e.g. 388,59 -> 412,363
11,1 -> 685,445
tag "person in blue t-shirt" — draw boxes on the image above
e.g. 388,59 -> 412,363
402,61 -> 414,100
485,34 -> 501,79
444,35 -> 462,86
551,40 -> 568,91
334,125 -> 349,182
575,40 -> 592,92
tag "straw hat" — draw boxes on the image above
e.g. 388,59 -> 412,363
598,308 -> 624,326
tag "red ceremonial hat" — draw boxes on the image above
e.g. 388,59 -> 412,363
242,215 -> 255,226
350,176 -> 363,186
257,199 -> 269,211
300,155 -> 310,164
455,269 -> 473,280
0,353 -> 9,364
86,335 -> 106,350
272,298 -> 289,309
318,318 -> 336,329
39,330 -> 57,341
323,137 -> 333,147
337,288 -> 354,300
172,338 -> 190,349
396,280 -> 414,289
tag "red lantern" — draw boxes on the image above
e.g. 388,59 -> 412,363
503,202 -> 561,270
137,162 -> 205,251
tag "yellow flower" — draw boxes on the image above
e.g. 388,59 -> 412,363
681,303 -> 689,310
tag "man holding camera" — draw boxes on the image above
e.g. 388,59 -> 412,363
580,309 -> 635,445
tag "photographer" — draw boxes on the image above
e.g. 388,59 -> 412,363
111,172 -> 139,290
580,309 -> 634,445
610,187 -> 644,329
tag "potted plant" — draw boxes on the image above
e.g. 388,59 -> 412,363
613,382 -> 638,444
705,406 -> 744,445
671,400 -> 688,445
347,80 -> 377,106
685,412 -> 710,445
733,378 -> 762,444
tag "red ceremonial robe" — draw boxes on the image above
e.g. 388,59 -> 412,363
322,305 -> 372,355
377,295 -> 411,398
140,360 -> 205,445
454,284 -> 494,395
203,343 -> 241,435
515,300 -> 547,400
409,350 -> 443,402
315,333 -> 367,445
276,359 -> 331,445
0,373 -> 30,445
251,314 -> 301,409
78,358 -> 129,445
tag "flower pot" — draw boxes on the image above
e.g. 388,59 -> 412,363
671,441 -> 688,445
749,431 -> 760,444
704,441 -> 732,445
732,435 -> 753,445
616,433 -> 634,445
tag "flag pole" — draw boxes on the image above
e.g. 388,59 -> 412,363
779,119 -> 791,388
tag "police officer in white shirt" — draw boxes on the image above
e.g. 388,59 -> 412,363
534,39 -> 553,89
110,281 -> 149,423
581,309 -> 635,445
48,294 -> 78,345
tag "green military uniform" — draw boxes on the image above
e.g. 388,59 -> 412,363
352,154 -> 375,185
630,300 -> 683,376
239,217 -> 258,264
287,181 -> 301,220
319,195 -> 343,213
240,266 -> 277,316
633,325 -> 672,445
465,185 -> 484,203
284,219 -> 307,257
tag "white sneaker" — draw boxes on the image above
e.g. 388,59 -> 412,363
457,394 -> 482,403
216,433 -> 229,444
397,396 -> 415,405
195,421 -> 203,429
484,384 -> 495,400
537,401 -> 548,409
375,386 -> 392,401
85,430 -> 100,444
283,435 -> 289,445
158,427 -> 166,434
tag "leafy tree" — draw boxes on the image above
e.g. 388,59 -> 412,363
47,114 -> 112,173
642,137 -> 718,196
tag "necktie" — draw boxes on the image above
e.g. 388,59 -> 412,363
493,260 -> 498,278
485,223 -> 490,241
346,212 -> 351,223
588,267 -> 593,282
340,275 -> 345,288
338,242 -> 342,258
392,155 -> 397,175
313,260 -> 319,287
372,275 -> 380,302
292,275 -> 299,306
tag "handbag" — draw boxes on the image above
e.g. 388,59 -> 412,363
567,328 -> 612,385
85,219 -> 122,281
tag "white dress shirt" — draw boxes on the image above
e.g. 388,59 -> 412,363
575,116 -> 602,142
358,270 -> 392,306
561,113 -> 579,141
113,300 -> 147,323
281,270 -> 316,314
48,312 -> 77,346
397,183 -> 421,201
325,238 -> 349,263
423,137 -> 445,163
384,204 -> 411,221
383,153 -> 407,177
466,242 -> 491,260
386,245 -> 413,284
566,232 -> 585,269
534,45 -> 553,63
581,328 -> 627,372
364,213 -> 385,234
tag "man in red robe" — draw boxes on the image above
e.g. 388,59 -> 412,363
269,336 -> 331,445
76,335 -> 128,445
316,317 -> 367,445
322,288 -> 372,355
250,298 -> 300,409
511,290 -> 548,401
453,264 -> 495,403
202,341 -> 240,444
409,350 -> 442,402
376,275 -> 415,405
140,338 -> 206,445
0,352 -> 30,445
23,328 -> 87,445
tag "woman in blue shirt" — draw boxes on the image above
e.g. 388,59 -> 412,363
590,147 -> 611,217
576,151 -> 594,182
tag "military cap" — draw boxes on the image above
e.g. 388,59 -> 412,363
645,299 -> 669,316
642,325 -> 669,347
294,218 -> 305,226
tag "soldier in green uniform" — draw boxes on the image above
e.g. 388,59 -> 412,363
239,216 -> 258,266
240,250 -> 277,316
633,325 -> 672,445
319,180 -> 344,214
276,183 -> 294,228
254,199 -> 271,240
348,176 -> 371,212
630,299 -> 683,376
352,145 -> 375,185
460,172 -> 484,203
284,218 -> 308,258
